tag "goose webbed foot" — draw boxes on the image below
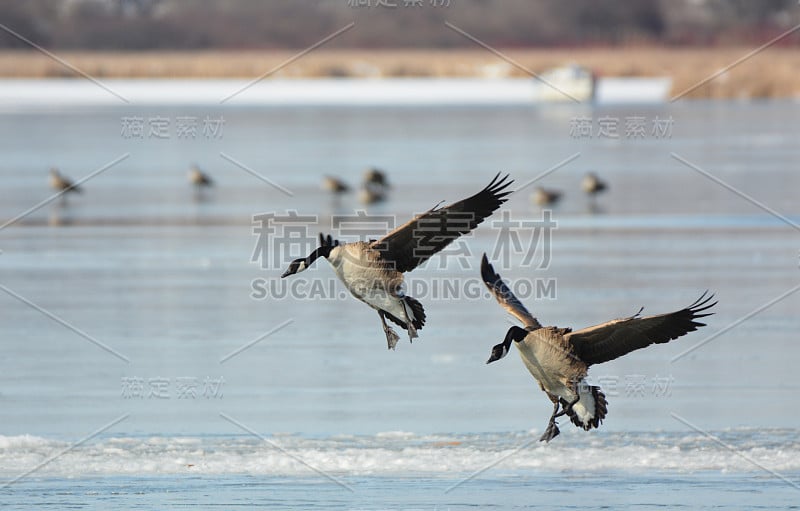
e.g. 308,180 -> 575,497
406,322 -> 418,342
540,398 -> 562,442
385,327 -> 400,350
378,310 -> 401,350
540,418 -> 561,442
554,395 -> 580,419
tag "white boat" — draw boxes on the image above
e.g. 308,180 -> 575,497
531,64 -> 595,103
531,64 -> 672,104
595,76 -> 673,104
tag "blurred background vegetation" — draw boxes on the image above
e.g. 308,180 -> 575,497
2,0 -> 799,50
2,0 -> 799,98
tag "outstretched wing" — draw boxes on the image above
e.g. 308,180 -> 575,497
566,292 -> 716,366
375,173 -> 513,273
480,253 -> 541,329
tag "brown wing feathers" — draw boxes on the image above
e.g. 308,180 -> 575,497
480,254 -> 542,329
376,173 -> 513,273
568,292 -> 717,366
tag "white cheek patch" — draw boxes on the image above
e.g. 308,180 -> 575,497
297,261 -> 307,272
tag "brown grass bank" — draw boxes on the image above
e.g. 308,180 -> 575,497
1,48 -> 798,99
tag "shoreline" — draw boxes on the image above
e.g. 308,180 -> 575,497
1,48 -> 799,99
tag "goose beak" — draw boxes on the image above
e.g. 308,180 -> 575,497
280,262 -> 295,278
486,342 -> 507,364
281,259 -> 304,278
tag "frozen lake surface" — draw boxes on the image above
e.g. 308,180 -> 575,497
0,81 -> 798,508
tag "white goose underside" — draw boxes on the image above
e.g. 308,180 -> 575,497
515,333 -> 603,430
327,245 -> 413,325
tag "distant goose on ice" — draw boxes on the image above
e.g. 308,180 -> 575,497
282,173 -> 513,349
322,175 -> 350,194
359,167 -> 390,204
581,171 -> 607,197
531,186 -> 562,207
358,184 -> 387,205
49,168 -> 82,194
188,165 -> 213,188
363,167 -> 389,188
481,254 -> 716,442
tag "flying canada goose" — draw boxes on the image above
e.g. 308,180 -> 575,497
188,165 -> 213,188
531,186 -> 562,206
49,168 -> 82,194
581,172 -> 607,196
282,173 -> 513,350
481,254 -> 716,442
322,175 -> 350,194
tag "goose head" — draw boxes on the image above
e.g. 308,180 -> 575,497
486,326 -> 527,364
281,258 -> 309,278
281,234 -> 339,278
486,341 -> 510,364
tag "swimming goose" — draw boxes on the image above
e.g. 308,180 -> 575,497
49,168 -> 82,194
531,186 -> 562,206
282,173 -> 513,350
188,165 -> 213,188
481,254 -> 715,442
581,172 -> 607,196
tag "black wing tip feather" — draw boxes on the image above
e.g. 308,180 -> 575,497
480,253 -> 500,287
318,233 -> 340,247
658,291 -> 717,341
479,253 -> 508,299
687,290 -> 717,317
484,172 -> 514,202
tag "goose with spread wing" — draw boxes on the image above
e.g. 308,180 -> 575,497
281,173 -> 513,349
481,254 -> 716,442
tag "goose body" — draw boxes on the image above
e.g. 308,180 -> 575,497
189,166 -> 213,187
327,241 -> 407,320
282,173 -> 513,349
322,175 -> 350,194
532,186 -> 562,206
363,167 -> 389,188
511,326 -> 604,432
358,184 -> 387,205
481,254 -> 715,441
581,172 -> 607,196
49,168 -> 81,194
359,167 -> 390,204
